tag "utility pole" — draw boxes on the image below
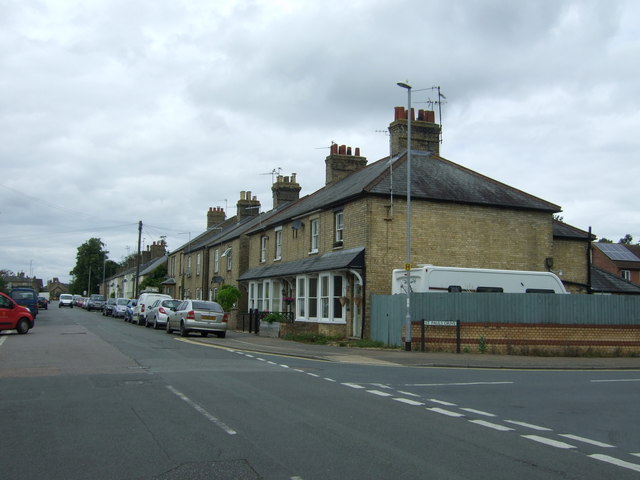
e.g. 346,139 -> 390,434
134,221 -> 142,298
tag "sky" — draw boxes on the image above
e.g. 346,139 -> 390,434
1,0 -> 639,285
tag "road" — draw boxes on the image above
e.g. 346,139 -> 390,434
1,306 -> 639,479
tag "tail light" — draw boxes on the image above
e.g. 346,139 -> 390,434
222,313 -> 229,323
158,307 -> 166,314
141,305 -> 145,312
186,310 -> 195,319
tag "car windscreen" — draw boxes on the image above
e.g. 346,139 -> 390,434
116,299 -> 129,305
191,301 -> 223,312
11,291 -> 36,300
163,300 -> 182,309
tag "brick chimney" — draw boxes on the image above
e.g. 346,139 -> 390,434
236,191 -> 261,221
389,107 -> 440,157
272,173 -> 301,208
325,144 -> 367,185
207,207 -> 226,229
149,240 -> 166,259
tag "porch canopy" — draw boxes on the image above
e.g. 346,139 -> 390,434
238,247 -> 365,281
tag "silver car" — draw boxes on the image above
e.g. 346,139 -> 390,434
146,298 -> 181,329
166,300 -> 228,338
111,298 -> 130,318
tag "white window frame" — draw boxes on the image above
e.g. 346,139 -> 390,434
295,273 -> 346,323
310,218 -> 319,254
260,236 -> 268,263
187,256 -> 192,276
335,211 -> 344,244
621,270 -> 631,281
214,249 -> 219,273
196,253 -> 201,275
274,227 -> 283,261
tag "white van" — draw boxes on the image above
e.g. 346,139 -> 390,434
133,293 -> 171,326
392,265 -> 567,294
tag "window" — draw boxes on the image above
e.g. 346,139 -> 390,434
310,218 -> 319,253
621,270 -> 631,281
248,280 -> 279,312
295,273 -> 346,323
297,277 -> 306,318
320,275 -> 330,319
196,253 -> 201,275
225,249 -> 232,271
334,211 -> 344,245
214,249 -> 219,273
260,236 -> 268,263
274,227 -> 282,260
308,277 -> 318,318
332,275 -> 343,320
187,256 -> 192,276
196,288 -> 202,300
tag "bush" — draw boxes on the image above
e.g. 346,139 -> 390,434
216,284 -> 241,311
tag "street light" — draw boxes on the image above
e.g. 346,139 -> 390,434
397,81 -> 412,352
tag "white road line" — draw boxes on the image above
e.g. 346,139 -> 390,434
342,383 -> 366,389
245,354 -> 254,358
469,420 -> 514,431
279,364 -> 290,368
428,398 -> 458,406
294,369 -> 305,373
461,408 -> 496,417
256,358 -> 266,362
0,336 -> 6,347
397,390 -> 421,397
590,378 -> 640,383
393,398 -> 425,406
407,381 -> 513,387
267,361 -> 277,365
324,378 -> 337,382
166,386 -> 237,435
589,454 -> 640,473
367,389 -> 393,397
522,435 -> 575,449
559,434 -> 615,448
371,383 -> 392,389
505,420 -> 552,431
632,453 -> 640,458
306,373 -> 319,378
427,407 -> 465,417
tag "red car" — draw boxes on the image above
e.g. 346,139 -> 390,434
0,291 -> 35,334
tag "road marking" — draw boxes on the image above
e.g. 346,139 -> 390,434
306,373 -> 319,378
393,398 -> 425,406
0,336 -> 6,347
632,453 -> 640,458
279,364 -> 290,368
342,383 -> 366,389
428,398 -> 457,406
461,408 -> 495,417
590,378 -> 640,383
522,435 -> 575,449
367,389 -> 393,397
427,407 -> 465,417
559,434 -> 614,448
407,381 -> 513,387
166,386 -> 237,435
505,420 -> 552,431
589,454 -> 640,473
324,377 -> 337,382
397,390 -> 421,397
469,420 -> 514,431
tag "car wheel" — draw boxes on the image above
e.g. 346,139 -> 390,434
200,332 -> 208,337
215,331 -> 226,338
166,320 -> 173,334
180,322 -> 189,337
16,318 -> 30,335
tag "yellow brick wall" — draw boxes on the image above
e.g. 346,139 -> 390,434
552,238 -> 589,293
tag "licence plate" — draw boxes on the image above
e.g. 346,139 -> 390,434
201,314 -> 216,321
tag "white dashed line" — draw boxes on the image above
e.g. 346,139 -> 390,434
522,435 -> 575,449
324,377 -> 337,382
367,389 -> 393,397
0,336 -> 7,347
306,373 -> 319,378
407,381 -> 513,387
590,378 -> 640,383
166,386 -> 237,435
279,364 -> 290,368
397,390 -> 421,397
428,398 -> 458,406
505,420 -> 552,431
342,383 -> 366,389
559,434 -> 615,448
589,454 -> 640,472
393,398 -> 425,406
428,407 -> 465,417
469,420 -> 514,431
461,408 -> 495,417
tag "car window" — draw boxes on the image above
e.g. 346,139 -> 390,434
164,300 -> 181,309
192,301 -> 223,312
0,295 -> 12,308
116,299 -> 129,305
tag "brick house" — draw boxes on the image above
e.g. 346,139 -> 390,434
236,107 -> 590,339
592,242 -> 640,285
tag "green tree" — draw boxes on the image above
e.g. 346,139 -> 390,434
0,269 -> 14,294
216,284 -> 241,311
69,238 -> 109,295
598,237 -> 613,243
619,234 -> 633,245
138,263 -> 168,291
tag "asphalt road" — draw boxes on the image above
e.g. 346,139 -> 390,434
1,306 -> 639,479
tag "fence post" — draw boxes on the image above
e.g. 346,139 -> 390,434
421,319 -> 426,352
456,320 -> 461,354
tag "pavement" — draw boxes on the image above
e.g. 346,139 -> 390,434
194,330 -> 640,370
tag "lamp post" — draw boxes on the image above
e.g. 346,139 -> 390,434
397,81 -> 412,351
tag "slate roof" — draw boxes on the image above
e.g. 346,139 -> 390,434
247,150 -> 560,234
238,247 -> 365,281
553,220 -> 592,240
590,266 -> 640,294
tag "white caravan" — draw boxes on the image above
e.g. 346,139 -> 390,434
392,265 -> 567,294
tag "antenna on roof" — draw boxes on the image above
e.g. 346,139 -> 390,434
416,86 -> 447,144
260,167 -> 282,183
314,140 -> 335,150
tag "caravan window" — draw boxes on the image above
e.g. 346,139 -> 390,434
525,288 -> 555,294
476,287 -> 504,293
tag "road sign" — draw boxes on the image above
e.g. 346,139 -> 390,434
424,320 -> 457,326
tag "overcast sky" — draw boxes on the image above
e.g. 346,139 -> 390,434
1,0 -> 639,285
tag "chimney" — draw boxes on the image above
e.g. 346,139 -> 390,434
236,191 -> 261,221
325,144 -> 367,185
389,107 -> 440,157
149,241 -> 166,259
272,173 -> 302,208
207,206 -> 226,229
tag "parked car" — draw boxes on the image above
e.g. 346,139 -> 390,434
166,299 -> 228,338
37,296 -> 49,310
0,291 -> 34,334
124,299 -> 137,322
81,297 -> 90,309
87,294 -> 106,312
146,299 -> 181,329
59,294 -> 74,308
9,287 -> 38,318
102,298 -> 117,316
72,295 -> 82,306
112,298 -> 130,318
133,293 -> 171,326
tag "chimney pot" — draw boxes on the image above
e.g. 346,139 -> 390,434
355,147 -> 360,156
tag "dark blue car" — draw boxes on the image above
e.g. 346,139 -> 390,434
10,287 -> 39,318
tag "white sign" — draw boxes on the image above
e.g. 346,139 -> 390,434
424,320 -> 457,326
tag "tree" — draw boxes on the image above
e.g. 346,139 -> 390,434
619,234 -> 633,245
69,238 -> 109,295
138,263 -> 168,291
598,237 -> 613,243
216,284 -> 241,311
0,269 -> 14,294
